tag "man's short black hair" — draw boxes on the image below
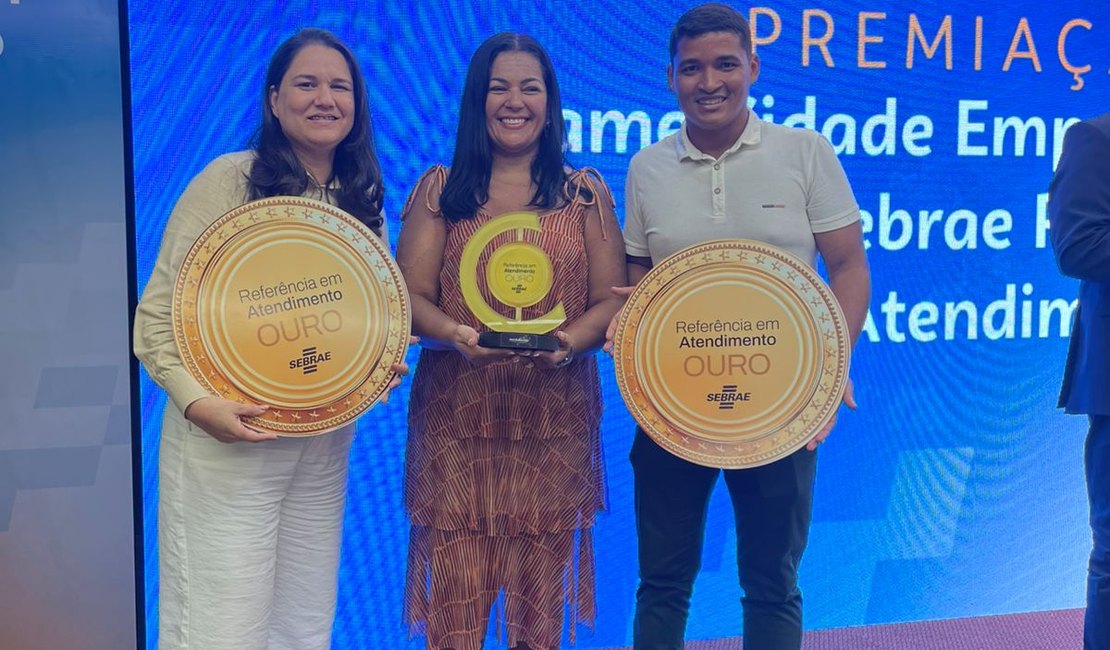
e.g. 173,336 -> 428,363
669,3 -> 753,60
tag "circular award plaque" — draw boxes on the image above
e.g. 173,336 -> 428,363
613,239 -> 849,468
172,197 -> 411,436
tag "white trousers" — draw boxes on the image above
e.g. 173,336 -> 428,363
157,407 -> 354,650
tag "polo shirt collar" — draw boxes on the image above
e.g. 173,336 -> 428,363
675,109 -> 763,161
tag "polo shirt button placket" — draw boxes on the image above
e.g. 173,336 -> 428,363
711,159 -> 725,218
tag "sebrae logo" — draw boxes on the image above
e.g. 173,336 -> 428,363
289,346 -> 332,375
706,385 -> 752,410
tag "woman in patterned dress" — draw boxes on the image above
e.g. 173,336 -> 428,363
395,32 -> 626,650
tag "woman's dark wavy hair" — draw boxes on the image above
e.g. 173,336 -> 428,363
439,33 -> 576,221
248,28 -> 384,234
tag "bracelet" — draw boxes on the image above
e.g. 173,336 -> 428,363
554,343 -> 575,368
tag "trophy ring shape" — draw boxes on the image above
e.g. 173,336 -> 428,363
460,211 -> 566,351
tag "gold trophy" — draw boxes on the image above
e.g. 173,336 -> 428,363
172,197 -> 411,436
613,239 -> 849,468
459,211 -> 564,351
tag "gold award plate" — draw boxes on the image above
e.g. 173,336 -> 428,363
614,239 -> 849,468
172,197 -> 411,436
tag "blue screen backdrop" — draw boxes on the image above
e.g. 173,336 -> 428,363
128,1 -> 1110,647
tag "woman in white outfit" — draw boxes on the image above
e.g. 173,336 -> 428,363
134,28 -> 405,650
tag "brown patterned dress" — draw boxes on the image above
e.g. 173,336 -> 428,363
403,166 -> 609,650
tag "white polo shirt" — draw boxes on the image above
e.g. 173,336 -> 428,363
624,111 -> 859,268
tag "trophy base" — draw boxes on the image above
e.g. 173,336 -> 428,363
479,331 -> 559,351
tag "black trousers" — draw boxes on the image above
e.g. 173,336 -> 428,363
1087,415 -> 1110,650
630,428 -> 818,650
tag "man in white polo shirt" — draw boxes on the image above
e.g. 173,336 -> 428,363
611,4 -> 871,648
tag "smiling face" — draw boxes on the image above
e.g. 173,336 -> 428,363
669,30 -> 759,157
269,43 -> 355,167
484,51 -> 548,159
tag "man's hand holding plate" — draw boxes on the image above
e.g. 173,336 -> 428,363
806,378 -> 856,451
603,285 -> 635,354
